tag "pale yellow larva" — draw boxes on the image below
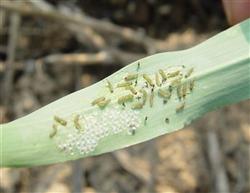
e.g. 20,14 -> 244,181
117,82 -> 133,88
106,80 -> 113,93
125,85 -> 137,95
143,74 -> 154,87
91,97 -> 105,106
74,114 -> 82,131
49,124 -> 58,138
97,99 -> 111,109
54,115 -> 67,126
131,102 -> 144,110
118,94 -> 134,104
155,72 -> 161,87
167,70 -> 180,78
170,77 -> 182,88
176,102 -> 185,112
158,88 -> 171,99
124,73 -> 138,81
185,67 -> 194,78
159,69 -> 167,81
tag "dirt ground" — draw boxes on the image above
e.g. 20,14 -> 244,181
0,1 -> 249,193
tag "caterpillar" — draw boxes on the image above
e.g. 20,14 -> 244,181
159,69 -> 167,81
54,115 -> 67,126
167,70 -> 180,78
106,80 -> 114,93
49,124 -> 58,138
91,97 -> 105,106
131,102 -> 144,110
118,94 -> 134,104
143,74 -> 154,87
125,85 -> 137,95
185,67 -> 194,78
97,99 -> 111,109
155,72 -> 161,87
117,82 -> 133,88
124,73 -> 138,81
158,88 -> 171,99
74,114 -> 83,131
176,102 -> 185,112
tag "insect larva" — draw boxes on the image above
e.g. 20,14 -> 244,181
140,89 -> 147,105
144,116 -> 148,125
159,69 -> 167,81
182,83 -> 187,98
189,79 -> 195,91
125,86 -> 137,95
97,99 -> 111,108
131,102 -> 143,110
118,94 -> 134,104
176,102 -> 185,112
106,80 -> 113,93
137,62 -> 141,71
117,82 -> 133,88
185,67 -> 194,78
49,124 -> 57,138
170,78 -> 182,87
165,118 -> 169,124
149,91 -> 154,108
124,73 -> 138,81
158,88 -> 171,99
176,85 -> 182,100
91,97 -> 105,106
143,74 -> 154,87
54,115 -> 67,126
167,70 -> 180,78
74,114 -> 83,131
155,73 -> 161,87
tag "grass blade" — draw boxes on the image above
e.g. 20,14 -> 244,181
1,19 -> 249,167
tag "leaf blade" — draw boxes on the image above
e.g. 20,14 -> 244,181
1,19 -> 250,167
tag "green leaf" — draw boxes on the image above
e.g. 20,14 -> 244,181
1,19 -> 250,167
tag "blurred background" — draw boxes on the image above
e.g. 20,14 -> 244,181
0,0 -> 249,193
